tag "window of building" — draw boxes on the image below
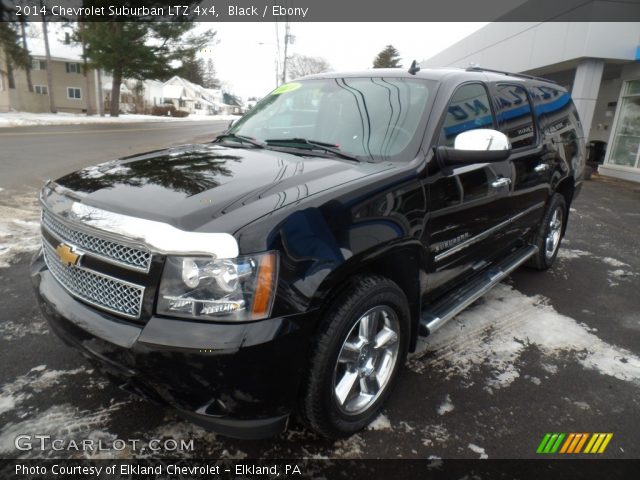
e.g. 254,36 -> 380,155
34,85 -> 48,95
607,80 -> 640,169
67,87 -> 82,100
65,62 -> 82,74
32,59 -> 47,70
440,83 -> 495,147
494,84 -> 536,149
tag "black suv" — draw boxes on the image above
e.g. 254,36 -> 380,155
31,67 -> 585,439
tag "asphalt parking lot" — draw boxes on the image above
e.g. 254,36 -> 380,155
0,173 -> 639,460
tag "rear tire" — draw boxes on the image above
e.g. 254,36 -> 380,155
527,193 -> 567,270
299,275 -> 410,438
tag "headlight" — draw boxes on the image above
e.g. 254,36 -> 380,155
157,252 -> 278,322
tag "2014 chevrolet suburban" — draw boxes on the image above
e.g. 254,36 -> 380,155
31,66 -> 585,439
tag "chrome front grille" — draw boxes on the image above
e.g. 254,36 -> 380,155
43,240 -> 144,319
42,210 -> 151,272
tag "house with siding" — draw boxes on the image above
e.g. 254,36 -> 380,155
0,36 -> 99,114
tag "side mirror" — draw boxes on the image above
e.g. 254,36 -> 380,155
227,118 -> 237,131
436,129 -> 511,166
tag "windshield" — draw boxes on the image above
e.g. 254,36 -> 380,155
229,77 -> 435,162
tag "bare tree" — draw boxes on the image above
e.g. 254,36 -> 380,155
202,58 -> 220,89
286,53 -> 330,80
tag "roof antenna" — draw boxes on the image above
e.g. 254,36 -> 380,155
408,60 -> 420,75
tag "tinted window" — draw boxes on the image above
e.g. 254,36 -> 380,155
231,77 -> 434,162
495,84 -> 536,148
528,84 -> 573,136
440,83 -> 495,147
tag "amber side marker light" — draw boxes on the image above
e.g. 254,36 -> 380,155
251,253 -> 277,319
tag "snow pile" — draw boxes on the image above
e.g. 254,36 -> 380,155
367,413 -> 392,431
0,190 -> 41,268
436,395 -> 454,415
468,443 -> 488,459
0,111 -> 240,128
410,283 -> 640,389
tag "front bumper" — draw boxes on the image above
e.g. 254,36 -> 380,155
30,251 -> 317,439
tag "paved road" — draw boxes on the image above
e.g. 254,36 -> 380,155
0,170 -> 638,460
0,120 -> 229,190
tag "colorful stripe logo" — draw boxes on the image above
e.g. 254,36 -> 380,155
537,433 -> 613,454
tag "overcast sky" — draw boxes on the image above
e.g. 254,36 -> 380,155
197,23 -> 487,99
36,22 -> 487,100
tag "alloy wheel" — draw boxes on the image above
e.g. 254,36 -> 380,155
545,205 -> 564,260
332,305 -> 400,415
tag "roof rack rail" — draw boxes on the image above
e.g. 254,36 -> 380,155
465,66 -> 558,85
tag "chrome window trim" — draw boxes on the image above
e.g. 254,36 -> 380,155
42,240 -> 145,319
434,201 -> 545,262
40,181 -> 240,260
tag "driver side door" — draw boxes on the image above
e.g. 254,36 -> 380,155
424,82 -> 515,293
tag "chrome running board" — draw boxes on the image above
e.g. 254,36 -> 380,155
419,245 -> 538,336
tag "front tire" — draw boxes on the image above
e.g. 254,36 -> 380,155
299,275 -> 410,437
528,193 -> 567,270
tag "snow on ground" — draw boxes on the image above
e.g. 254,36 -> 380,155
556,248 -> 591,260
468,443 -> 488,459
0,111 -> 240,128
410,282 -> 640,390
367,413 -> 392,431
0,365 -> 87,416
437,395 -> 455,415
0,319 -> 48,341
0,190 -> 41,268
602,257 -> 629,268
0,403 -> 126,458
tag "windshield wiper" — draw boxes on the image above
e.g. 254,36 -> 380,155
264,138 -> 360,162
214,133 -> 265,148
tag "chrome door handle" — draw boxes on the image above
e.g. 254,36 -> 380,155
491,177 -> 511,188
534,163 -> 550,173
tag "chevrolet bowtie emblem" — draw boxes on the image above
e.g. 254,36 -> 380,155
55,243 -> 81,267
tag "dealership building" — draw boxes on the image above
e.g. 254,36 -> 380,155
422,22 -> 640,183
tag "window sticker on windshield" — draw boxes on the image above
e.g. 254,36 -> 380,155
272,82 -> 302,95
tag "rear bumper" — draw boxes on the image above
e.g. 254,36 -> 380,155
31,251 -> 318,439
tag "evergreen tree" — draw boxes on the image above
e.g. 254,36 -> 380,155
77,20 -> 210,116
174,54 -> 205,85
373,45 -> 402,68
0,19 -> 31,88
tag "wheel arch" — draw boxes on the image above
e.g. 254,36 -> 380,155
309,240 -> 427,353
554,175 -> 575,235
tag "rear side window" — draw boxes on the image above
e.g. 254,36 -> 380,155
528,84 -> 574,136
440,83 -> 495,147
494,84 -> 536,149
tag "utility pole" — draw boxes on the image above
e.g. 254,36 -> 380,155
281,20 -> 293,85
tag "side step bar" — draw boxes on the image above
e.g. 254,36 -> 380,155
419,245 -> 538,336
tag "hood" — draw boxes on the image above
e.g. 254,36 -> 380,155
54,144 -> 397,233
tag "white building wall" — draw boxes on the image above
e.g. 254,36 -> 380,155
422,22 -> 640,70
